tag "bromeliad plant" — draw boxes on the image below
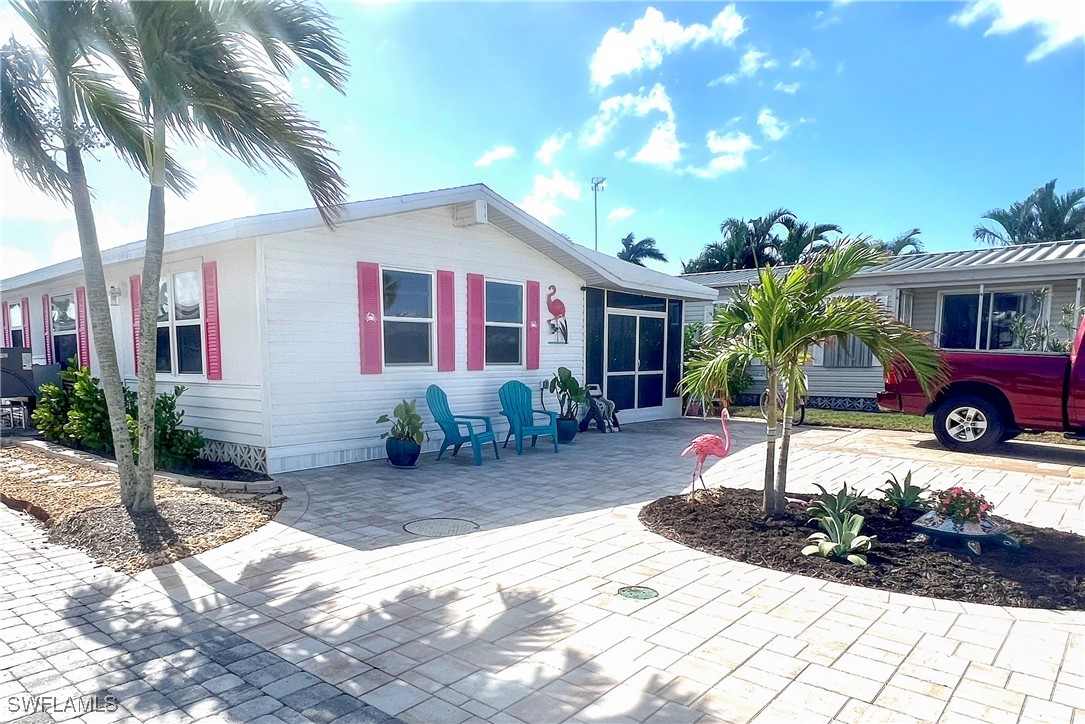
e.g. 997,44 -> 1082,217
882,471 -> 929,514
933,487 -> 992,524
377,400 -> 426,445
802,509 -> 877,566
548,366 -> 588,420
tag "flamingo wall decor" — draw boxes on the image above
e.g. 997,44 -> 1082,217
546,285 -> 568,344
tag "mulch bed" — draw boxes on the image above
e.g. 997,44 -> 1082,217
180,457 -> 271,482
0,447 -> 280,574
640,488 -> 1085,610
50,497 -> 275,574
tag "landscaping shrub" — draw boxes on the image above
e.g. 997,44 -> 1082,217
933,487 -> 993,523
806,482 -> 863,521
882,471 -> 929,514
30,363 -> 204,470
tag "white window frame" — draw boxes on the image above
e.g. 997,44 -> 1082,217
898,290 -> 914,327
49,290 -> 78,367
7,303 -> 24,348
156,269 -> 206,379
380,267 -> 436,369
935,285 -> 1052,352
484,279 -> 525,367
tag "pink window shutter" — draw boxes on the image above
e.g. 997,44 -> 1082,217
1,302 -> 9,347
466,274 -> 485,371
357,262 -> 382,374
75,287 -> 90,367
202,262 -> 222,380
20,298 -> 31,351
526,281 -> 541,370
436,270 -> 456,371
130,275 -> 142,373
42,295 -> 53,364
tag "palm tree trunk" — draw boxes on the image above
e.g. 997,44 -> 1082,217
133,101 -> 166,515
57,84 -> 140,498
763,367 -> 779,515
775,362 -> 798,508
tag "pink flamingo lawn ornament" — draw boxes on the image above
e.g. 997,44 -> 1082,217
681,408 -> 732,501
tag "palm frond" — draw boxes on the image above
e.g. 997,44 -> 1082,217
1,40 -> 69,202
214,0 -> 349,93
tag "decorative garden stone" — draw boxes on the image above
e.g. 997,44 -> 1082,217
911,510 -> 1021,554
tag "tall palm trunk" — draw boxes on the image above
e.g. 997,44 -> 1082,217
56,80 -> 140,496
133,101 -> 166,514
775,361 -> 799,508
763,367 -> 779,514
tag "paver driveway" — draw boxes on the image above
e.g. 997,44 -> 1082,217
1,419 -> 1083,724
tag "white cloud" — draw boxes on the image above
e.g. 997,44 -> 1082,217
0,247 -> 40,278
535,133 -> 571,165
951,0 -> 1084,61
582,83 -> 674,147
791,48 -> 814,68
590,5 -> 745,87
520,170 -> 583,225
774,81 -> 801,94
709,45 -> 778,86
46,172 -> 259,265
475,145 -> 517,168
757,108 -> 789,141
813,11 -> 842,30
684,130 -> 757,179
632,120 -> 684,167
608,207 -> 635,222
1,157 -> 72,224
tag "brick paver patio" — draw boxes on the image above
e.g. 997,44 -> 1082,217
1,419 -> 1083,723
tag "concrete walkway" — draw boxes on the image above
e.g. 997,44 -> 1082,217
2,419 -> 1083,723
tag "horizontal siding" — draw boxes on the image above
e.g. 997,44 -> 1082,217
912,288 -> 939,333
123,379 -> 264,445
262,207 -> 585,468
747,364 -> 886,399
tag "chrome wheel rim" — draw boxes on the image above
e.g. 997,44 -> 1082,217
945,406 -> 988,442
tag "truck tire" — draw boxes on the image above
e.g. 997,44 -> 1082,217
933,395 -> 1004,453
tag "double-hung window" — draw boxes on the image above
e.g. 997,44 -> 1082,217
157,271 -> 204,375
939,288 -> 1047,350
50,293 -> 78,369
7,303 -> 24,348
485,281 -> 523,365
382,269 -> 433,366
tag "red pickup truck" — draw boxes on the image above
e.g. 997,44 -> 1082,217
878,318 -> 1085,452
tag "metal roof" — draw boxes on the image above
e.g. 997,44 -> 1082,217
680,239 -> 1085,288
1,184 -> 716,302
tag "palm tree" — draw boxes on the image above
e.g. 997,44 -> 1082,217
974,179 -> 1085,245
777,219 -> 841,263
3,2 -> 191,511
117,0 -> 348,512
616,233 -> 667,266
864,227 -> 923,256
680,242 -> 944,515
682,209 -> 794,273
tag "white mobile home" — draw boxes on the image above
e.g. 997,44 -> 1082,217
1,185 -> 714,473
682,240 -> 1085,410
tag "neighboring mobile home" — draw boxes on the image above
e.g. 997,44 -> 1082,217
682,240 -> 1085,410
1,185 -> 715,473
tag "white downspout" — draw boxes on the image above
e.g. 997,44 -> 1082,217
974,284 -> 985,350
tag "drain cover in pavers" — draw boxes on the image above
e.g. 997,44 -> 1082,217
617,586 -> 659,600
403,518 -> 480,537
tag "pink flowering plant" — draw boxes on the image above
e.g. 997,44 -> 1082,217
933,487 -> 993,524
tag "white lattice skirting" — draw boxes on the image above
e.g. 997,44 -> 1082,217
201,440 -> 269,474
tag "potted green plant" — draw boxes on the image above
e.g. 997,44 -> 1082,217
548,366 -> 587,443
377,399 -> 426,467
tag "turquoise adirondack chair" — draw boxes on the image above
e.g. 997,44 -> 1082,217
426,385 -> 499,466
498,380 -> 559,455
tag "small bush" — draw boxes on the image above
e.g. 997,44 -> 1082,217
31,363 -> 204,470
933,487 -> 993,524
802,509 -> 876,566
806,483 -> 863,521
32,367 -> 74,445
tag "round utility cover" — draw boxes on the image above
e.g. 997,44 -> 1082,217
617,586 -> 659,600
403,518 -> 480,537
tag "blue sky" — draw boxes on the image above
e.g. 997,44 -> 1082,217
2,1 -> 1083,278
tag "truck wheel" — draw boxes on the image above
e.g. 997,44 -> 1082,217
933,396 -> 1004,453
